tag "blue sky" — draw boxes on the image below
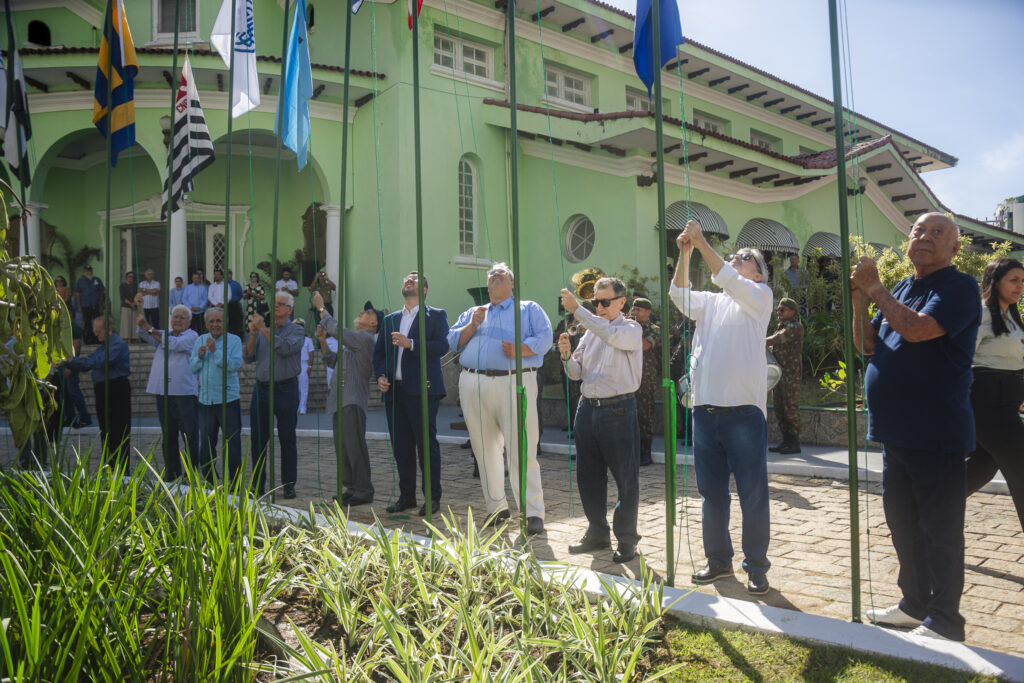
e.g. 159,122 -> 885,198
605,0 -> 1024,221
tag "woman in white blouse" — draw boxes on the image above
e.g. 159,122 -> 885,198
966,257 -> 1024,531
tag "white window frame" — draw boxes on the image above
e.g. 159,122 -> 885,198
563,216 -> 596,263
431,32 -> 504,93
751,131 -> 779,153
457,157 -> 477,258
692,112 -> 726,135
544,65 -> 592,113
625,89 -> 651,113
152,0 -> 201,44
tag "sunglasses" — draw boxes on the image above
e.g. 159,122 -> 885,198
592,295 -> 624,308
729,252 -> 763,273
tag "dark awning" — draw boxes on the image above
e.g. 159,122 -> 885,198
801,231 -> 847,258
736,218 -> 799,252
655,201 -> 729,238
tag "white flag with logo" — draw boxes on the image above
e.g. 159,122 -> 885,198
211,0 -> 259,118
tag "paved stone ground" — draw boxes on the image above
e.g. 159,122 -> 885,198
9,428 -> 1024,656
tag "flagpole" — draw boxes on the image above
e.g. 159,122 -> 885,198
649,0 -> 677,588
336,0 -> 355,502
221,0 -> 238,485
3,0 -> 29,259
268,0 -> 292,503
411,0 -> 432,526
162,0 -> 182,483
102,0 -> 115,463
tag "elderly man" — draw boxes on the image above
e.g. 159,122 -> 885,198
766,297 -> 804,454
66,316 -> 131,467
183,271 -> 209,333
190,307 -> 244,484
138,269 -> 161,329
852,212 -> 981,642
448,263 -> 552,534
669,220 -> 774,595
137,305 -> 199,481
245,291 -> 306,498
631,297 -> 659,467
373,272 -> 449,516
314,291 -> 379,505
558,277 -> 643,562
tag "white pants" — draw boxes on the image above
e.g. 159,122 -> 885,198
298,367 -> 309,413
459,369 -> 545,519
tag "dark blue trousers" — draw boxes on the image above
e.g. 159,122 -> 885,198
198,400 -> 242,485
155,395 -> 198,481
882,445 -> 967,641
384,383 -> 441,502
250,378 -> 300,494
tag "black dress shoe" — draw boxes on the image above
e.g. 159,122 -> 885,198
282,484 -> 296,500
386,497 -> 417,513
613,543 -> 637,563
419,500 -> 441,516
568,532 -> 611,554
746,572 -> 770,595
340,491 -> 354,504
525,516 -> 544,536
692,564 -> 733,584
485,509 -> 511,528
346,495 -> 373,506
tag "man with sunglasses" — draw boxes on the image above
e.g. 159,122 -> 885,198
558,277 -> 643,563
449,263 -> 552,535
669,219 -> 774,595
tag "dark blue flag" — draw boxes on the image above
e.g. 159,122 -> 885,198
633,0 -> 684,98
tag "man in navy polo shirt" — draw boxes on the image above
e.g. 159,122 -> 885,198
852,212 -> 981,642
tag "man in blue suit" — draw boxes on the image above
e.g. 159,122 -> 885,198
373,271 -> 449,516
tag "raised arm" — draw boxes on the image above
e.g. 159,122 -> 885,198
851,255 -> 945,344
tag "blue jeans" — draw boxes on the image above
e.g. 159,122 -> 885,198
692,405 -> 770,574
155,395 -> 199,481
882,445 -> 966,641
198,400 -> 242,485
574,395 -> 640,546
250,378 -> 300,494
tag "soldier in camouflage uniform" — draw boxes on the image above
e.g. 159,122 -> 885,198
765,297 -> 804,454
632,298 -> 660,466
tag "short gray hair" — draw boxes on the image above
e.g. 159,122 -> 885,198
275,291 -> 294,307
203,307 -> 223,322
738,248 -> 768,278
488,262 -> 514,281
171,304 -> 192,319
593,277 -> 627,299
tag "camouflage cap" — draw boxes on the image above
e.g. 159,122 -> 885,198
778,297 -> 798,312
632,297 -> 653,310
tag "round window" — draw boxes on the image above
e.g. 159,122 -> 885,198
564,216 -> 595,263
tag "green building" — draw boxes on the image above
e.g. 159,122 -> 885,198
8,0 -> 1022,319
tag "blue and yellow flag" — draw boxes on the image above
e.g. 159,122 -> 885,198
93,0 -> 138,167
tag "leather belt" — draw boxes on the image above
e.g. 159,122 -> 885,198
463,367 -> 538,377
584,393 -> 632,407
259,377 -> 297,388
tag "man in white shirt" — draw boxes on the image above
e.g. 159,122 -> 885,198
558,276 -> 643,563
207,269 -> 227,309
297,319 -> 314,414
138,269 -> 161,329
669,219 -> 774,595
276,269 -> 300,322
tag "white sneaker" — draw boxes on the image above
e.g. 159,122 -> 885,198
865,604 -> 924,628
908,625 -> 953,641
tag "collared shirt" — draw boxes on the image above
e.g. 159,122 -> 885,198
447,297 -> 553,370
168,286 -> 185,309
228,279 -> 243,302
320,312 -> 375,413
301,336 -> 314,369
139,279 -> 160,309
138,327 -> 198,396
183,283 -> 208,312
395,305 -> 418,381
669,263 -> 774,415
67,334 -> 130,383
865,265 -> 980,452
784,267 -> 803,292
974,305 -> 1024,371
75,275 -> 104,307
565,307 -> 642,398
189,332 -> 243,405
244,319 -> 306,382
275,278 -> 299,294
207,281 -> 226,307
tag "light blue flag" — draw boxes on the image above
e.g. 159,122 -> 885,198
275,0 -> 313,169
633,0 -> 684,99
351,0 -> 363,14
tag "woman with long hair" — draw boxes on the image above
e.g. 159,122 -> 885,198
966,257 -> 1024,530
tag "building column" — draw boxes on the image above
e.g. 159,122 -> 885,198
14,200 -> 45,259
323,203 -> 342,295
168,207 -> 188,283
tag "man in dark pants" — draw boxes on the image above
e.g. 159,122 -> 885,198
74,265 -> 104,344
245,291 -> 305,498
766,297 -> 804,454
631,297 -> 659,466
190,307 -> 243,485
373,272 -> 449,517
66,316 -> 131,467
852,212 -> 981,642
559,277 -> 643,563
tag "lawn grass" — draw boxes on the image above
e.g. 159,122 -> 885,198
649,618 -> 1003,682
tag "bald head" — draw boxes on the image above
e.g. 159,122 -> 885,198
907,212 -> 960,278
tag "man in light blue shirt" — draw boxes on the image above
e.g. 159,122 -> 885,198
190,307 -> 244,484
448,262 -> 552,535
168,276 -> 185,310
183,271 -> 209,333
137,304 -> 199,482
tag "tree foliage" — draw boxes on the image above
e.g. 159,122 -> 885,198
0,190 -> 72,445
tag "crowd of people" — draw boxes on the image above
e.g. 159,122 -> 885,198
13,212 -> 1023,643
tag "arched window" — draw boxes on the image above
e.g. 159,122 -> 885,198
27,21 -> 51,47
458,157 -> 477,256
563,216 -> 595,263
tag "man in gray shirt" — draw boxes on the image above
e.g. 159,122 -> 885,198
314,291 -> 380,505
245,291 -> 306,498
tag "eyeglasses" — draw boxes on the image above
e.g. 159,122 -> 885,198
592,295 -> 624,308
729,252 -> 763,274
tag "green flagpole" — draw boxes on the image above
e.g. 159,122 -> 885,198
162,0 -> 182,482
336,1 -> 354,501
827,0 -> 861,622
221,0 -> 237,485
102,0 -> 114,465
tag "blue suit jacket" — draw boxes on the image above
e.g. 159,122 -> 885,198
373,305 -> 449,401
